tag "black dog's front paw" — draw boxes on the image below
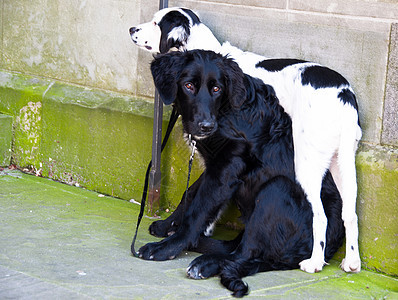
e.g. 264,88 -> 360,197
149,219 -> 178,237
138,237 -> 184,261
187,254 -> 224,279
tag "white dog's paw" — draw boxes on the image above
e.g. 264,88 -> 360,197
299,258 -> 326,273
341,257 -> 361,273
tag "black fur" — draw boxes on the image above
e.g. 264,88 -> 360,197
138,50 -> 345,297
255,58 -> 307,72
158,10 -> 195,53
301,65 -> 349,89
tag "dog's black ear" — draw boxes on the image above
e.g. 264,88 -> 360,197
223,58 -> 247,108
159,11 -> 190,53
150,52 -> 186,105
159,34 -> 175,54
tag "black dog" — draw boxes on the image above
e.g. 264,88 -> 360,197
137,50 -> 345,297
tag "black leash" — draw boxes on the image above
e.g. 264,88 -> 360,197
183,134 -> 197,209
131,106 -> 179,257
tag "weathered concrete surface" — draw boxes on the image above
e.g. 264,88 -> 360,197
0,170 -> 397,299
0,114 -> 12,166
289,0 -> 398,19
0,71 -> 50,168
1,0 -> 140,94
382,23 -> 398,147
356,144 -> 398,276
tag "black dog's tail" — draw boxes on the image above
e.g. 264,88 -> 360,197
220,258 -> 274,298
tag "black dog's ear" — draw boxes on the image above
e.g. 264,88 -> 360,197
150,52 -> 186,105
223,57 -> 247,108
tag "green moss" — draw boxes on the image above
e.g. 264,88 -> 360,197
40,98 -> 157,201
0,72 -> 52,167
0,71 -> 51,115
280,261 -> 398,299
356,144 -> 398,276
0,114 -> 13,166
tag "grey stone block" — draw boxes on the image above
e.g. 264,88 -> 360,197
382,23 -> 398,146
289,0 -> 398,20
2,0 -> 140,94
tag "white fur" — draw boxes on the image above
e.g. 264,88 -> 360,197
130,7 -> 362,273
130,20 -> 161,52
186,24 -> 221,52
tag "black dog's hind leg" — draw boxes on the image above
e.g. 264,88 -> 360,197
190,230 -> 244,254
149,174 -> 204,237
220,176 -> 313,297
187,231 -> 244,279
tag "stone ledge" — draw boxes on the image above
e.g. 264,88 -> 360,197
0,70 -> 203,209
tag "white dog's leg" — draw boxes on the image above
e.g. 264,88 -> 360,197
331,120 -> 362,273
297,169 -> 328,273
292,118 -> 332,273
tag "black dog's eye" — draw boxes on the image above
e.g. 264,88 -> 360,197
153,21 -> 157,26
212,86 -> 221,94
185,82 -> 195,92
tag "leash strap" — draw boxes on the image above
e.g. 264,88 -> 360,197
131,106 -> 179,257
180,135 -> 196,225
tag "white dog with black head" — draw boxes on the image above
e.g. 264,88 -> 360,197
130,7 -> 362,274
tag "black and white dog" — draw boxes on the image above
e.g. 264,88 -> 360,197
130,7 -> 362,273
138,50 -> 345,297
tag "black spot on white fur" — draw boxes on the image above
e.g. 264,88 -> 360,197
338,88 -> 359,112
301,65 -> 349,89
256,59 -> 307,72
181,8 -> 201,25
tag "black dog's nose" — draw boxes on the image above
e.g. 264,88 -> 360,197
199,121 -> 215,133
130,27 -> 140,35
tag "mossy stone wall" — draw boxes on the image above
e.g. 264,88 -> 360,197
356,145 -> 398,275
0,71 -> 203,207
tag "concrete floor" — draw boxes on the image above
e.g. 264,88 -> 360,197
0,169 -> 397,299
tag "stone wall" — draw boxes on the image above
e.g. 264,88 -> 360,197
1,0 -> 140,94
0,0 -> 397,275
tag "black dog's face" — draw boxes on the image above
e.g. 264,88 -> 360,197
176,59 -> 226,139
151,50 -> 246,140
